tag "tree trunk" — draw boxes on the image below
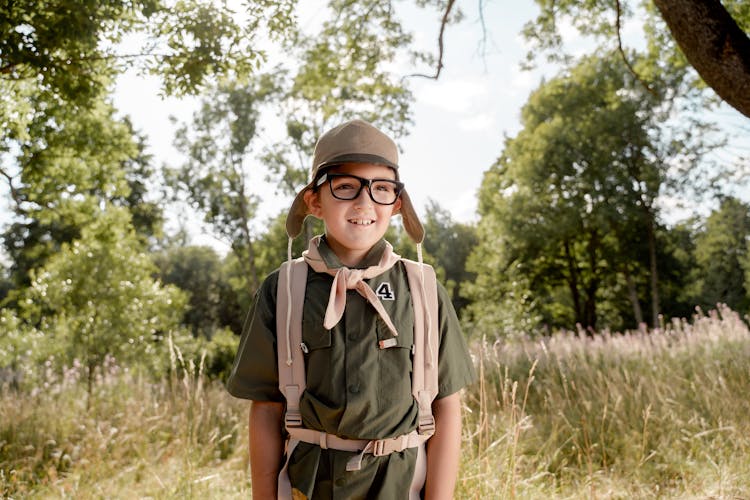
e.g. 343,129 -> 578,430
236,170 -> 259,292
584,231 -> 600,330
644,210 -> 660,328
652,0 -> 750,118
623,263 -> 644,326
563,240 -> 584,325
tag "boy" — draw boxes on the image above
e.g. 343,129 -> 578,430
227,119 -> 476,499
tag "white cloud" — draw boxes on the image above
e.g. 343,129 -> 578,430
417,79 -> 489,113
458,113 -> 495,132
510,67 -> 537,92
446,188 -> 479,223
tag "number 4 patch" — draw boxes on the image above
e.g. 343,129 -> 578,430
376,282 -> 395,300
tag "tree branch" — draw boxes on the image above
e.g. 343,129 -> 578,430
653,0 -> 750,118
615,0 -> 657,97
0,166 -> 24,210
405,0 -> 456,80
478,0 -> 488,61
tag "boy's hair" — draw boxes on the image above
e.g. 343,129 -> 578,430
285,119 -> 424,244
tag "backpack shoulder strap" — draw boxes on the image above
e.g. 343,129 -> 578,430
402,259 -> 440,435
276,258 -> 308,429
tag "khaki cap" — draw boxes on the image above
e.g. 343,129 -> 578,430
285,119 -> 425,243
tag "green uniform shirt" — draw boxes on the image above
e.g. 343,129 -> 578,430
227,238 -> 476,499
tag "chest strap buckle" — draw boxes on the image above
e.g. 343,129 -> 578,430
285,410 -> 303,428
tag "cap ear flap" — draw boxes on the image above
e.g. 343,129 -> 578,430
396,190 -> 425,243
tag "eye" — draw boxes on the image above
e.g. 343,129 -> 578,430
333,182 -> 356,191
373,182 -> 395,193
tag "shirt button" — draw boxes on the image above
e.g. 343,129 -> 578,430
335,477 -> 346,487
347,333 -> 357,341
348,384 -> 360,394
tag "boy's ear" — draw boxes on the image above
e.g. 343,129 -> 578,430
392,197 -> 402,215
303,189 -> 323,218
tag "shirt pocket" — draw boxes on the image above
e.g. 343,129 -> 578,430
376,315 -> 414,404
301,316 -> 333,394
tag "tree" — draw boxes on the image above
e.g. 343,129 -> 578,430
0,0 -> 284,105
256,0 -> 420,247
1,0 -> 298,289
1,95 -> 161,293
20,206 -> 186,398
420,200 -> 477,316
154,245 -> 227,338
169,76 -> 278,293
170,0 -> 423,292
694,197 -> 750,312
466,54 -> 706,332
517,0 -> 750,118
651,0 -> 750,118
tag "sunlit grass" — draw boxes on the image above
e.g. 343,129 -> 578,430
0,346 -> 251,499
457,305 -> 750,498
3,306 -> 750,498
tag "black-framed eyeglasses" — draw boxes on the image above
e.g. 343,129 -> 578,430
315,173 -> 404,205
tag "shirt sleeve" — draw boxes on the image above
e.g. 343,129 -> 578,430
435,280 -> 477,399
225,270 -> 284,402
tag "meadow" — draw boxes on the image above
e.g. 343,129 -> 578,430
2,305 -> 749,499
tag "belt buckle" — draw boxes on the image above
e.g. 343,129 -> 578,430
372,439 -> 388,457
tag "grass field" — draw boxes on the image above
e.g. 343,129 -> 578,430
2,305 -> 749,499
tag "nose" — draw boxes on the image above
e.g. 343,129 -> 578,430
353,184 -> 374,207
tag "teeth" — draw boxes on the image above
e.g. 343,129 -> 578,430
349,219 -> 374,225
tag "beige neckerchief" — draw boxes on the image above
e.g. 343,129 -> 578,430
302,235 -> 400,337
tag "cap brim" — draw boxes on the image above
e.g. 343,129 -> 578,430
318,153 -> 399,172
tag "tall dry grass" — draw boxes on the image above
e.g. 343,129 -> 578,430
0,342 -> 251,499
458,305 -> 750,499
3,306 -> 750,498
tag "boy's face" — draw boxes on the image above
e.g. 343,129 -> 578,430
304,162 -> 402,266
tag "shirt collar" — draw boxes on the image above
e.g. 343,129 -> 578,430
318,236 -> 387,269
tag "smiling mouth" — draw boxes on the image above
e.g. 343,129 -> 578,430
348,218 -> 375,226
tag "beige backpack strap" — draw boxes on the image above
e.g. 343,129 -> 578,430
403,259 -> 440,436
276,258 -> 309,429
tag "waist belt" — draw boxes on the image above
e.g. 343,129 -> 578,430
287,427 -> 429,471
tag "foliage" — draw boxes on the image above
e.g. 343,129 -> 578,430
168,0 -> 429,293
0,0 -> 284,104
466,52 -> 716,333
259,0 -> 418,200
0,0 -> 299,302
2,93 -> 164,293
154,245 -> 228,338
419,200 -> 477,316
692,196 -> 750,314
202,327 -> 241,383
0,308 -> 46,388
522,0 -> 750,104
468,54 -> 650,331
169,76 -> 279,292
16,206 -> 186,386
